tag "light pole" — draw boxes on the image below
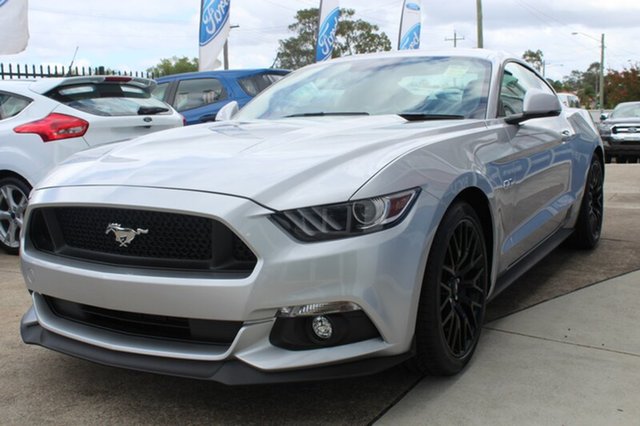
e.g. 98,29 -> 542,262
542,61 -> 564,78
476,0 -> 483,48
223,25 -> 240,70
572,31 -> 605,111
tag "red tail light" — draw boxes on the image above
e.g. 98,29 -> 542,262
14,113 -> 89,142
181,114 -> 187,126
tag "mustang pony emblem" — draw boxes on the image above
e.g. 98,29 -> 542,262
105,223 -> 149,247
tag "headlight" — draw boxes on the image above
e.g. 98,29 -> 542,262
271,188 -> 420,241
598,123 -> 612,135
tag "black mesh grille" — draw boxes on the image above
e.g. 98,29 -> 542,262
55,207 -> 212,260
45,295 -> 242,345
29,207 -> 257,274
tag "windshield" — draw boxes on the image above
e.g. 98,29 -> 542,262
236,56 -> 492,120
610,103 -> 640,119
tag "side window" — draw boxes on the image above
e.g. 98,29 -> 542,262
151,82 -> 169,101
173,78 -> 228,112
0,93 -> 31,120
570,96 -> 581,108
238,73 -> 285,97
499,62 -> 554,117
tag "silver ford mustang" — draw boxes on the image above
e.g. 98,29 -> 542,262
20,50 -> 604,384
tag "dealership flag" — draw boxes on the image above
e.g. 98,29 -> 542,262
0,0 -> 29,54
199,0 -> 231,71
315,0 -> 339,62
398,0 -> 421,50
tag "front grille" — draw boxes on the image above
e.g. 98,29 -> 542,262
45,295 -> 242,345
612,126 -> 640,136
29,207 -> 257,274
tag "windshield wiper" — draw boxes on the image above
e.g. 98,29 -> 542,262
284,112 -> 370,118
138,106 -> 169,115
399,113 -> 465,121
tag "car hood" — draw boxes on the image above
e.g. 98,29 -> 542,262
40,116 -> 485,210
603,118 -> 640,125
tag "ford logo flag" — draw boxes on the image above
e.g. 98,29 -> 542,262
399,24 -> 421,50
199,0 -> 231,71
405,2 -> 420,11
315,1 -> 340,62
398,0 -> 421,50
0,0 -> 29,54
200,0 -> 230,46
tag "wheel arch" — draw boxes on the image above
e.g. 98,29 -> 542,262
594,146 -> 605,176
0,170 -> 32,188
453,187 -> 493,255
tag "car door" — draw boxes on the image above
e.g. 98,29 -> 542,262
497,61 -> 573,269
172,77 -> 230,125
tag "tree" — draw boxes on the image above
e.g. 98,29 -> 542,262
605,64 -> 640,107
147,56 -> 198,77
560,63 -> 600,107
522,49 -> 544,73
275,8 -> 391,69
546,78 -> 565,92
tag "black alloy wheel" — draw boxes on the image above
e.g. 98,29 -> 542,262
439,218 -> 487,357
410,201 -> 488,376
586,159 -> 604,241
568,155 -> 604,249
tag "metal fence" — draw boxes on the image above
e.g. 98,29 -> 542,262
0,63 -> 155,80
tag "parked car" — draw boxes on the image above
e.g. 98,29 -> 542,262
0,76 -> 184,254
557,92 -> 581,108
153,69 -> 289,125
598,101 -> 640,163
20,50 -> 604,384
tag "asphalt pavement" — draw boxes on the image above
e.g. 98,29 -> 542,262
1,164 -> 639,425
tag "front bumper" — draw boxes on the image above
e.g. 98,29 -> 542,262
20,185 -> 437,383
21,304 -> 413,385
601,136 -> 640,156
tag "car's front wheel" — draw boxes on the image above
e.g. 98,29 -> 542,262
410,201 -> 488,376
0,177 -> 31,255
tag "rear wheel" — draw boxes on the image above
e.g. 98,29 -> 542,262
409,201 -> 488,376
568,155 -> 603,249
0,177 -> 31,255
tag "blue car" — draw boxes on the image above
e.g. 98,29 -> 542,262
153,69 -> 289,125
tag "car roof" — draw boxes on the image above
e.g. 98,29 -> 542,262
614,101 -> 640,107
27,76 -> 155,95
0,79 -> 36,94
155,68 -> 289,83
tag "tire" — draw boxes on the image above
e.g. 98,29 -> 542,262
408,201 -> 489,376
567,155 -> 604,249
0,177 -> 31,255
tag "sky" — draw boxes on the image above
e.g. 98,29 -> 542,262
1,0 -> 639,81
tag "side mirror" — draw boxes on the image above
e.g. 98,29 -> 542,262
600,113 -> 608,121
215,101 -> 239,122
505,89 -> 562,125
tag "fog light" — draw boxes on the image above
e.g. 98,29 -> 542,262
311,315 -> 333,340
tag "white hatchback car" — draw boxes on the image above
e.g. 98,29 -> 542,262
0,76 -> 184,253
